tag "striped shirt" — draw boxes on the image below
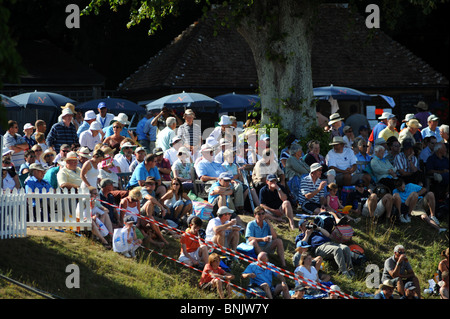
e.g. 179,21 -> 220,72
393,152 -> 418,173
298,174 -> 325,206
46,122 -> 78,153
3,132 -> 27,169
177,122 -> 202,148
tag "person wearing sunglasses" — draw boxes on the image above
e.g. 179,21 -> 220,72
245,206 -> 286,267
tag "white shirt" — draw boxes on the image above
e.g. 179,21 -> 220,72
326,147 -> 357,171
96,113 -> 115,129
79,130 -> 102,151
114,153 -> 136,173
205,217 -> 230,241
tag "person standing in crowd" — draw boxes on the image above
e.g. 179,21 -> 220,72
22,123 -> 37,149
96,102 -> 115,129
46,108 -> 78,153
3,120 -> 29,170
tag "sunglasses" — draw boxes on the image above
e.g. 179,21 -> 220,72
172,183 -> 180,186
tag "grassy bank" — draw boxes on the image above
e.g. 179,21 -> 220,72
0,211 -> 448,299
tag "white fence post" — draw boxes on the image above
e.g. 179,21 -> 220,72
0,188 -> 27,239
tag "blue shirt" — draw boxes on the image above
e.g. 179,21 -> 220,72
207,180 -> 229,204
143,117 -> 157,141
393,183 -> 423,203
77,121 -> 90,137
127,162 -> 160,188
245,220 -> 271,247
243,262 -> 277,287
136,117 -> 149,141
421,126 -> 442,142
25,176 -> 52,207
43,166 -> 60,189
196,159 -> 226,179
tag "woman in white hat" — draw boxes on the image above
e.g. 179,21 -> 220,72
79,121 -> 103,151
172,146 -> 194,191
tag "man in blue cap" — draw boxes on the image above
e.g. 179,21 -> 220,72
96,102 -> 115,129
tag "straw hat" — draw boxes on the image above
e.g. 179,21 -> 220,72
414,101 -> 428,110
64,151 -> 79,161
113,113 -> 130,125
77,147 -> 92,159
407,119 -> 422,129
40,149 -> 56,162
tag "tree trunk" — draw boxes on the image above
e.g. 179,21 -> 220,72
236,0 -> 317,138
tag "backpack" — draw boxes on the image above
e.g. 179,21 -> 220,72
331,225 -> 354,243
314,212 -> 335,234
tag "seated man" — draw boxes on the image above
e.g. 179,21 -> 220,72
381,245 -> 421,298
259,174 -> 295,230
426,142 -> 449,192
56,151 -> 82,190
252,149 -> 286,193
245,206 -> 286,267
393,138 -> 424,185
205,206 -> 240,251
196,144 -> 245,214
241,252 -> 290,299
393,178 -> 446,233
25,163 -> 53,222
296,218 -> 354,278
298,163 -> 327,215
326,136 -> 371,187
128,153 -> 166,198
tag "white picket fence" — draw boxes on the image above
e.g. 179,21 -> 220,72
0,187 -> 92,239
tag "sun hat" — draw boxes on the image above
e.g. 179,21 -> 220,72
406,119 -> 422,129
218,115 -> 232,126
414,101 -> 428,110
184,109 -> 195,117
61,108 -> 74,117
310,162 -> 323,172
328,113 -> 344,125
77,147 -> 92,159
23,123 -> 35,131
402,114 -> 415,122
378,112 -> 391,120
379,279 -> 395,290
177,147 -> 190,156
40,149 -> 56,162
64,151 -> 78,161
61,103 -> 76,113
170,136 -> 182,145
121,142 -> 137,149
84,110 -> 96,121
113,113 -> 130,125
89,121 -> 102,131
200,144 -> 214,152
29,163 -> 46,172
329,136 -> 345,146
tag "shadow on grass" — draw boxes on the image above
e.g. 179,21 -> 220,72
0,235 -> 144,299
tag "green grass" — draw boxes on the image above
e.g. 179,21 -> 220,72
0,210 -> 448,299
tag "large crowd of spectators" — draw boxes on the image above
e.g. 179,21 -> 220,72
2,100 -> 448,299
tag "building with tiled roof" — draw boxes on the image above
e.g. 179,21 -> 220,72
118,4 -> 448,119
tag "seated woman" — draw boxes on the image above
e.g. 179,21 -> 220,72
160,177 -> 192,225
294,252 -> 322,295
304,140 -> 335,183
